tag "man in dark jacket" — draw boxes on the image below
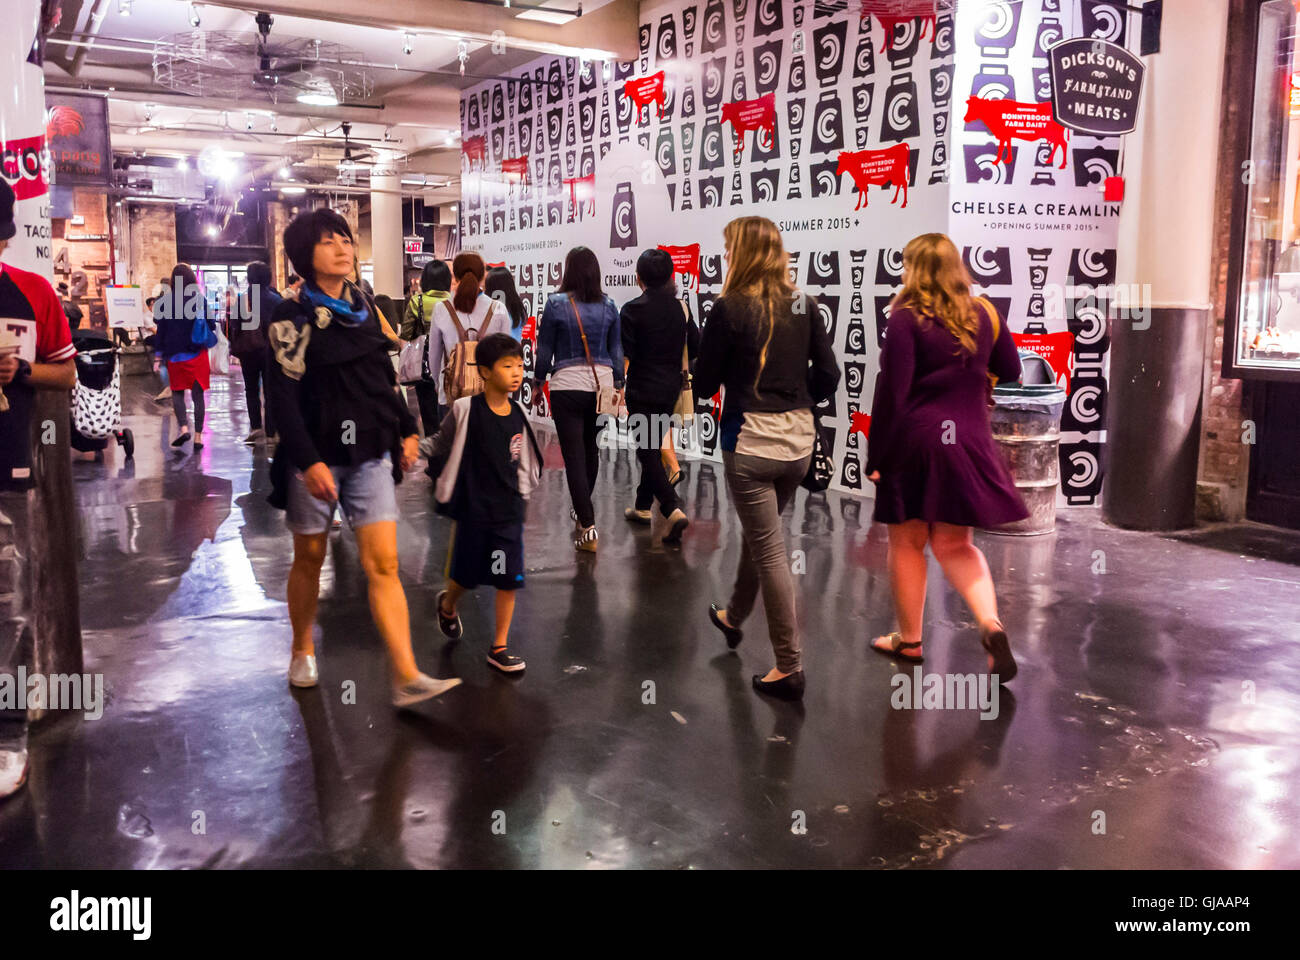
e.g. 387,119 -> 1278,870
231,260 -> 281,444
619,248 -> 699,542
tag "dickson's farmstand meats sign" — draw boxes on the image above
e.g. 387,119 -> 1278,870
1048,37 -> 1146,137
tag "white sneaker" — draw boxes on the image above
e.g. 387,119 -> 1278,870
289,653 -> 318,688
0,747 -> 29,798
392,673 -> 462,708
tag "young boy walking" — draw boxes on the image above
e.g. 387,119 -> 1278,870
425,334 -> 542,673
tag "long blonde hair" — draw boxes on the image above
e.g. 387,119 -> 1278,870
721,216 -> 797,391
889,233 -> 980,356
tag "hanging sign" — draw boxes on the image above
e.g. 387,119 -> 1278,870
1048,37 -> 1145,137
403,236 -> 424,255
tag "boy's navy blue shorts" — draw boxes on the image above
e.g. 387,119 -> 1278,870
447,519 -> 525,591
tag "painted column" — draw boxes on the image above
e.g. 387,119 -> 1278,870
369,160 -> 403,300
0,0 -> 53,280
1103,0 -> 1230,529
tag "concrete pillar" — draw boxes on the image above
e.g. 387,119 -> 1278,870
0,0 -> 53,280
1103,0 -> 1230,530
369,171 -> 404,300
0,1 -> 81,723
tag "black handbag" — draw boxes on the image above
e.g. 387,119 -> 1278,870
801,416 -> 834,492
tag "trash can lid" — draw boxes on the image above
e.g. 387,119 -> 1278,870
992,382 -> 1067,407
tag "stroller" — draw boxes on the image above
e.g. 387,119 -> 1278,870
70,329 -> 134,460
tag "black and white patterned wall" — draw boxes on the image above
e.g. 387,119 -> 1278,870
461,0 -> 1122,504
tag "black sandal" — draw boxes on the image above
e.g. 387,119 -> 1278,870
980,622 -> 1017,684
870,632 -> 923,663
171,432 -> 191,447
435,590 -> 462,641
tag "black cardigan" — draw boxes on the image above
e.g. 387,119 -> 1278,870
619,285 -> 701,407
694,292 -> 840,415
266,285 -> 417,509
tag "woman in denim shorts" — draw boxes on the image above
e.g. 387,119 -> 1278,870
266,209 -> 460,708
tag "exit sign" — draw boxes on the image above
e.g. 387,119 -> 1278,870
404,236 -> 423,255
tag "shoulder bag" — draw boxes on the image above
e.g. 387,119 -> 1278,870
800,295 -> 834,492
569,294 -> 624,417
397,297 -> 428,385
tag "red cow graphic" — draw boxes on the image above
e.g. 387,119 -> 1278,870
1012,330 -> 1075,393
624,71 -> 667,124
500,155 -> 530,196
836,143 -> 910,209
964,96 -> 1070,170
563,172 -> 596,220
849,409 -> 872,438
45,105 -> 85,141
658,243 -> 701,289
861,0 -> 937,52
721,92 -> 776,155
462,135 -> 487,171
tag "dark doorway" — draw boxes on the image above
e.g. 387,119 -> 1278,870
1248,381 -> 1300,529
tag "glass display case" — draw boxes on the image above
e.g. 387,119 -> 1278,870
1226,0 -> 1300,380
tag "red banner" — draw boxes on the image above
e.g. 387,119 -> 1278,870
623,71 -> 666,124
721,92 -> 776,154
658,242 -> 701,289
836,144 -> 910,209
1013,330 -> 1075,392
0,135 -> 48,201
964,97 -> 1070,170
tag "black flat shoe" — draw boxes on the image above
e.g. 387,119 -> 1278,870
752,670 -> 805,701
709,603 -> 743,649
171,433 -> 191,447
980,622 -> 1017,684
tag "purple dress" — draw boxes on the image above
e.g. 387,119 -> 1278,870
866,303 -> 1029,527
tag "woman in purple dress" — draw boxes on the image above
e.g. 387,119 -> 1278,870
865,233 -> 1026,682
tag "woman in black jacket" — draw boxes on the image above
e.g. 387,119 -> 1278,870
694,216 -> 840,702
620,248 -> 699,542
266,209 -> 460,708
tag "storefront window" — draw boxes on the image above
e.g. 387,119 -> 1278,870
1233,0 -> 1300,377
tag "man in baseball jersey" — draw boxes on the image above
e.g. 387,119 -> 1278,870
0,178 -> 76,798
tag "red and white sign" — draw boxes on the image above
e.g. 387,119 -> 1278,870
1013,329 -> 1075,392
658,243 -> 701,289
562,172 -> 596,217
964,96 -> 1070,170
623,71 -> 666,124
836,143 -> 910,209
861,1 -> 939,52
721,92 -> 776,154
404,237 -> 423,255
462,135 -> 486,171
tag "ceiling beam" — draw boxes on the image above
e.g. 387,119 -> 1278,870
194,0 -> 640,60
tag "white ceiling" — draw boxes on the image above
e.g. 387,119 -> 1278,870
45,0 -> 633,205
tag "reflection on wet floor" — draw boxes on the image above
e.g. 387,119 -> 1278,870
2,373 -> 1298,869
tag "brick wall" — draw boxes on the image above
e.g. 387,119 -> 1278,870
1197,0 -> 1253,521
126,203 -> 178,296
51,189 -> 111,316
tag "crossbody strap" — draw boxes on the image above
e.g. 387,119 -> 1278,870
568,293 -> 603,386
443,299 -> 479,342
679,299 -> 691,376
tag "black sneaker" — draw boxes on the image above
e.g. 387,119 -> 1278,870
487,647 -> 526,674
435,590 -> 462,640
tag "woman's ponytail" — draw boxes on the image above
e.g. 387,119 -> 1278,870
451,251 -> 486,313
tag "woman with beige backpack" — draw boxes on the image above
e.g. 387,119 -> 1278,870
424,252 -> 511,425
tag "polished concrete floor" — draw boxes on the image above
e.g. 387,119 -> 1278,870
1,371 -> 1297,869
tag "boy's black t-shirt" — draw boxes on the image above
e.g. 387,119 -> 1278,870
452,393 -> 525,525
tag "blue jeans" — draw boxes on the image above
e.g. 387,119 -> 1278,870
285,456 -> 399,534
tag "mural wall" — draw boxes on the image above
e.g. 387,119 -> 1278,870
460,0 -> 1126,504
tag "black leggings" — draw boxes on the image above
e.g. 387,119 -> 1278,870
550,389 -> 603,528
171,383 -> 205,434
628,399 -> 680,517
240,356 -> 264,431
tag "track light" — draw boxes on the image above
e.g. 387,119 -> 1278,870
188,3 -> 201,27
245,112 -> 254,131
458,40 -> 468,77
403,33 -> 413,56
117,0 -> 133,17
278,167 -> 289,178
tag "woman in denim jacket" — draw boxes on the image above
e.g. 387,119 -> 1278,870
533,246 -> 625,552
